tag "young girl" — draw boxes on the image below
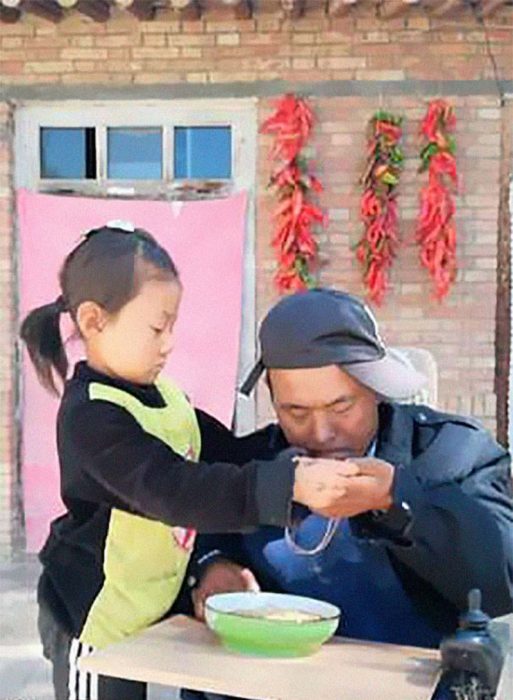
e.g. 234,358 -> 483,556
21,224 -> 347,700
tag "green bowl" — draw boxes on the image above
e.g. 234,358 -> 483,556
205,592 -> 340,658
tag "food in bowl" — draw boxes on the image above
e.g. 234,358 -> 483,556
233,608 -> 323,623
205,591 -> 340,657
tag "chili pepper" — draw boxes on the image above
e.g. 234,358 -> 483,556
416,99 -> 458,300
375,122 -> 402,142
261,94 -> 325,292
356,111 -> 404,305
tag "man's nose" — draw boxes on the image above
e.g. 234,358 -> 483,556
309,412 -> 336,446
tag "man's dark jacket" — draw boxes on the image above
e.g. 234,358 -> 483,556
194,402 -> 513,636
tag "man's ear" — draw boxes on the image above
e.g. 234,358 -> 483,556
76,301 -> 108,340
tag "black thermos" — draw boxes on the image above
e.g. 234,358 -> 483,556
431,589 -> 504,700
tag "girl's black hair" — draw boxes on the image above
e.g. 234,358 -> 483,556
20,226 -> 179,395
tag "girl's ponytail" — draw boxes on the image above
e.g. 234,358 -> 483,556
20,296 -> 68,396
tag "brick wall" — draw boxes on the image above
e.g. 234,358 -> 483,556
0,3 -> 512,554
0,5 -> 512,84
256,94 -> 504,428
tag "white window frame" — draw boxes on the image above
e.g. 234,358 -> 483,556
15,99 -> 258,433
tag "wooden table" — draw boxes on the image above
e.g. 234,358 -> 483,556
492,615 -> 513,700
79,615 -> 441,699
79,614 -> 513,700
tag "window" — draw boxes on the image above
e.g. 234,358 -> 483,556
28,107 -> 236,197
39,123 -> 231,187
16,100 -> 257,432
107,128 -> 163,180
174,126 -> 231,180
40,127 -> 96,179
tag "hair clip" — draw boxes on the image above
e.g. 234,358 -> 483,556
75,220 -> 137,246
106,220 -> 136,232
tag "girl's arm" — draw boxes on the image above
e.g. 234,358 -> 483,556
195,408 -> 285,466
61,399 -> 295,533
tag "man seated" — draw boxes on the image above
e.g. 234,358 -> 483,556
182,289 -> 513,700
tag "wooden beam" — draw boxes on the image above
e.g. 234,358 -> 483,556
429,0 -> 462,17
220,0 -> 253,20
326,0 -> 358,18
480,0 -> 509,18
133,0 -> 161,20
25,0 -> 64,20
281,0 -> 306,19
169,0 -> 201,20
119,0 -> 161,20
76,0 -> 110,20
421,0 -> 452,10
0,2 -> 21,21
379,0 -> 421,20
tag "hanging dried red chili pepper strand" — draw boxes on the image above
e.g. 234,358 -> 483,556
356,111 -> 404,305
261,94 -> 326,293
416,99 -> 458,301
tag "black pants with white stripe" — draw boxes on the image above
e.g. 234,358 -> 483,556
38,603 -> 147,700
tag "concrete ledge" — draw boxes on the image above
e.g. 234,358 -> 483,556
2,79 -> 512,102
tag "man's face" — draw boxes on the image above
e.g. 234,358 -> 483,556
269,364 -> 379,458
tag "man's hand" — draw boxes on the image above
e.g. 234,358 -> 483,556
192,560 -> 260,621
295,457 -> 395,519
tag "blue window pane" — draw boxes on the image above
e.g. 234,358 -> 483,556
174,127 -> 231,180
40,128 -> 95,179
107,128 -> 162,180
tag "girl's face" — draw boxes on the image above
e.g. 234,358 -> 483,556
85,278 -> 182,385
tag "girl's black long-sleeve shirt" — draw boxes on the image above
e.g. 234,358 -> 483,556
38,362 -> 293,641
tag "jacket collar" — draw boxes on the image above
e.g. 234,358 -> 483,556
376,402 -> 414,470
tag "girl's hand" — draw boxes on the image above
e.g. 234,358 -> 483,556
294,457 -> 394,519
328,457 -> 394,517
292,457 -> 359,512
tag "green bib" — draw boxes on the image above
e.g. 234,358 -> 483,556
80,378 -> 200,648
